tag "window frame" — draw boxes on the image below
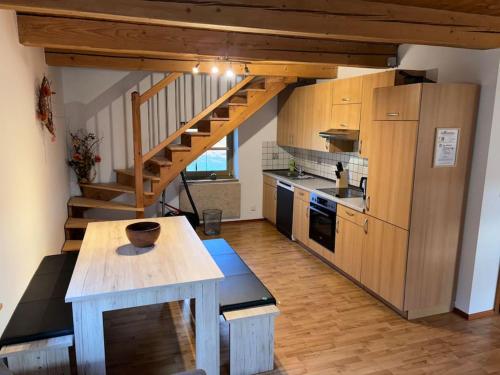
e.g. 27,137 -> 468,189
185,132 -> 235,180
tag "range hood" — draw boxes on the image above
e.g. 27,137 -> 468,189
319,129 -> 358,141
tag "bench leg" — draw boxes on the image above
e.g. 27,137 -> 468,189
6,348 -> 70,375
226,311 -> 277,375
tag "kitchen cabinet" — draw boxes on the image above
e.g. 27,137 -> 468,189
366,120 -> 418,230
262,176 -> 277,224
335,216 -> 365,282
278,82 -> 333,152
359,71 -> 398,157
292,188 -> 310,245
332,104 -> 361,130
361,216 -> 408,310
373,84 -> 422,121
332,76 -> 363,105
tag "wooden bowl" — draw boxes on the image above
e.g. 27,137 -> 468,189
125,221 -> 161,248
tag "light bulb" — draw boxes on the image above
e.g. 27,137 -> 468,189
226,68 -> 235,78
211,65 -> 219,74
192,63 -> 200,74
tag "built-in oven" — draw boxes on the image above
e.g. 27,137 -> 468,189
309,193 -> 337,252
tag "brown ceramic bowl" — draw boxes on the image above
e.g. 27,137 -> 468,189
125,221 -> 161,248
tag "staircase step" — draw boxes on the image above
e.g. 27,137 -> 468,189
65,217 -> 100,229
149,156 -> 173,167
184,131 -> 211,137
62,240 -> 83,252
68,197 -> 144,212
168,144 -> 191,152
115,168 -> 161,182
80,182 -> 133,194
227,102 -> 248,107
239,88 -> 266,94
80,183 -> 156,197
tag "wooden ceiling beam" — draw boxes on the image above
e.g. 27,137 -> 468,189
44,52 -> 340,79
1,0 -> 500,49
17,15 -> 396,68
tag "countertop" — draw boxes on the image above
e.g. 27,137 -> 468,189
263,170 -> 366,212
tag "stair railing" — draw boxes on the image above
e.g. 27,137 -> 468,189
131,72 -> 182,215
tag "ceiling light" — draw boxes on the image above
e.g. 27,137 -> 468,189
192,63 -> 200,74
211,65 -> 219,75
226,67 -> 235,78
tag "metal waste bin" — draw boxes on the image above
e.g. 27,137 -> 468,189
203,209 -> 222,236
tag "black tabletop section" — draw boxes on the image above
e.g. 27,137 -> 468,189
0,253 -> 78,347
203,239 -> 276,314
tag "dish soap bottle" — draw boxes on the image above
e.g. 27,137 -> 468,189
288,158 -> 296,173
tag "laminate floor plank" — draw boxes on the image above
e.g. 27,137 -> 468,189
102,221 -> 500,375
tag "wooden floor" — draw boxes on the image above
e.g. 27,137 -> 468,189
103,220 -> 500,375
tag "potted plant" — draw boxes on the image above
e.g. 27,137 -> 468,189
68,131 -> 102,184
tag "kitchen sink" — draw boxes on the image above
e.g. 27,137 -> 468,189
268,170 -> 315,180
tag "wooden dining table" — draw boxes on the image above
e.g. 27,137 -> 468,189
65,216 -> 224,375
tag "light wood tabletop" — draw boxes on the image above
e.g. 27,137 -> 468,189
66,216 -> 224,303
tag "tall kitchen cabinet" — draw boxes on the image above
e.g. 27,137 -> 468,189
262,175 -> 277,224
364,83 -> 479,318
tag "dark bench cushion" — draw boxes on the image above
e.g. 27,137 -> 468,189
0,253 -> 78,347
203,239 -> 276,313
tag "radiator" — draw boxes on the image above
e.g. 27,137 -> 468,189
179,181 -> 241,219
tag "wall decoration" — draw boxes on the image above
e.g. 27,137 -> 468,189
68,130 -> 102,184
36,76 -> 56,141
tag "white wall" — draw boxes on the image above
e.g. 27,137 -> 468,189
398,45 -> 500,314
237,98 -> 278,219
0,10 -> 70,334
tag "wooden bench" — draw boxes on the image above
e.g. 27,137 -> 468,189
0,253 -> 78,375
203,239 -> 280,375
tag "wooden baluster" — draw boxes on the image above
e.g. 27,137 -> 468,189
131,91 -> 145,218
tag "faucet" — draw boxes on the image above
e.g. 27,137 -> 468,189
295,165 -> 304,176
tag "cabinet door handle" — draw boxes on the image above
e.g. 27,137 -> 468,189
359,140 -> 363,154
340,123 -> 347,128
366,196 -> 370,211
342,97 -> 351,102
306,206 -> 310,218
363,218 -> 368,234
346,211 -> 355,217
274,191 -> 277,201
336,220 -> 340,234
387,112 -> 400,117
325,139 -> 329,151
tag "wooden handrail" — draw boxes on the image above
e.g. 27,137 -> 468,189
131,91 -> 145,217
142,76 -> 255,162
140,72 -> 182,104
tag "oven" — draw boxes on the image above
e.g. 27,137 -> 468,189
309,193 -> 337,252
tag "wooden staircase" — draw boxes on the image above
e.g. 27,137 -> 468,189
63,74 -> 295,252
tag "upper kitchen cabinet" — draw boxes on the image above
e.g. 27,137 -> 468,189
331,103 -> 361,130
373,84 -> 422,121
277,81 -> 333,152
332,76 -> 363,104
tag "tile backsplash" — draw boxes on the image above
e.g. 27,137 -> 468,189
262,141 -> 368,186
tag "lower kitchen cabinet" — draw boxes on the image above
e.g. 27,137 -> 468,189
262,177 -> 277,224
361,216 -> 408,310
292,188 -> 310,245
335,216 -> 365,282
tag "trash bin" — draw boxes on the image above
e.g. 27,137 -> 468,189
203,209 -> 222,236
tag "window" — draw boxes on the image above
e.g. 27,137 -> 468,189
186,133 -> 234,180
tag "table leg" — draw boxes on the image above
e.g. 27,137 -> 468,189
195,281 -> 220,375
72,300 -> 106,375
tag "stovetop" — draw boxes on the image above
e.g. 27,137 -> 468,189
317,187 -> 364,199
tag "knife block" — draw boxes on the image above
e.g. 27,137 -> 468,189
336,170 -> 349,188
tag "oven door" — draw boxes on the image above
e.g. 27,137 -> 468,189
308,204 -> 336,252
